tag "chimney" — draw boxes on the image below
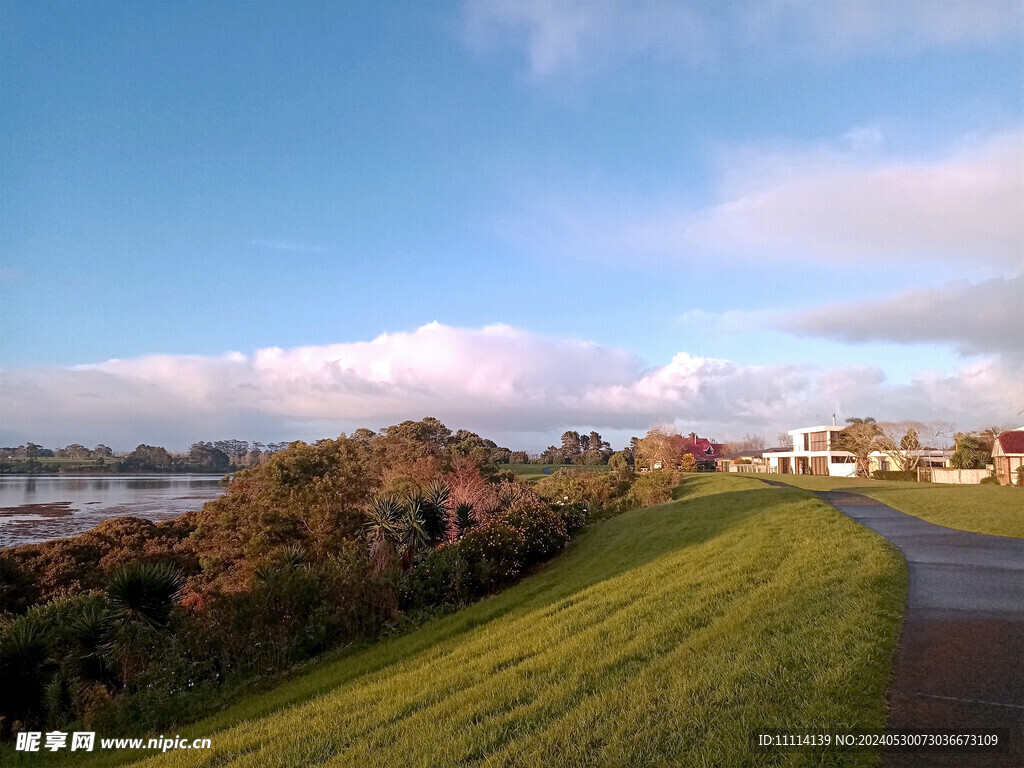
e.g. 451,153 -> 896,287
689,432 -> 697,441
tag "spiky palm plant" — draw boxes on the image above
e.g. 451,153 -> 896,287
69,601 -> 114,684
0,619 -> 53,736
105,561 -> 184,630
455,503 -> 475,536
256,544 -> 310,582
420,482 -> 451,544
365,496 -> 404,572
398,500 -> 429,570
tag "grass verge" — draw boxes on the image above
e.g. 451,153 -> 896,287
22,474 -> 903,768
765,474 -> 1024,538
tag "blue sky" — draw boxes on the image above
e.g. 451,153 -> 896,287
1,1 -> 1022,451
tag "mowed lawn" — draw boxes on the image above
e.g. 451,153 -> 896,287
766,474 -> 1024,539
82,475 -> 905,768
506,464 -> 612,482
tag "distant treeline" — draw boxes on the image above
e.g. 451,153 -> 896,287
1,441 -> 296,474
0,429 -> 645,475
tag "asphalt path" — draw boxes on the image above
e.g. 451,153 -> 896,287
814,489 -> 1024,768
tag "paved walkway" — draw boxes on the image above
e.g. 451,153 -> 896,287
815,490 -> 1024,768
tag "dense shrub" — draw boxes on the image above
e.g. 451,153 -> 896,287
534,469 -> 634,519
0,613 -> 53,736
871,470 -> 917,482
458,522 -> 528,594
0,516 -> 196,614
499,505 -> 568,566
0,592 -> 112,736
194,542 -> 376,676
627,470 -> 678,507
400,545 -> 473,612
979,476 -> 1000,485
557,503 -> 588,536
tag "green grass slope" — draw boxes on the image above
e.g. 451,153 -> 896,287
766,475 -> 1024,538
74,475 -> 906,768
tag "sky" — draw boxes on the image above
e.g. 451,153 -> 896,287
1,0 -> 1022,452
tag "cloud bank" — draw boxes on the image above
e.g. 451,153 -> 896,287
1,323 -> 1019,450
518,129 -> 1024,270
775,273 -> 1024,357
685,130 -> 1024,268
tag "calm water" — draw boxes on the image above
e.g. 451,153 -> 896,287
0,475 -> 225,548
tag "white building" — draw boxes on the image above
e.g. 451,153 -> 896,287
764,425 -> 953,477
765,426 -> 857,477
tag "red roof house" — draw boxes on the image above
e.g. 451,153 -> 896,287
992,427 -> 1024,486
681,432 -> 724,471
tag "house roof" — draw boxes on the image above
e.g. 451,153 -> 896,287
682,435 -> 724,459
997,428 -> 1024,456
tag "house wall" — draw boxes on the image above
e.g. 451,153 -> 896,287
768,427 -> 855,476
993,455 -> 1024,485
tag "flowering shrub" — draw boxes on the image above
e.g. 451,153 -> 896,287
556,503 -> 588,535
457,522 -> 527,594
499,505 -> 567,566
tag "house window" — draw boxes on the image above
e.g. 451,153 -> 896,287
809,431 -> 828,451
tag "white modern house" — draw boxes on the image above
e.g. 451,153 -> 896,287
764,425 -> 858,477
763,424 -> 953,477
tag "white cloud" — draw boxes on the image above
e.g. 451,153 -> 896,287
775,273 -> 1024,356
511,128 -> 1024,270
684,130 -> 1024,268
465,0 -> 1023,79
1,323 -> 1019,450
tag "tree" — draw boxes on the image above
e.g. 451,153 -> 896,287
188,442 -> 231,471
214,439 -> 250,464
541,446 -> 565,464
722,434 -> 766,454
608,451 -> 632,471
679,454 -> 697,473
560,431 -> 582,464
509,451 -> 529,464
627,437 -> 640,462
776,432 -> 793,449
875,421 -> 925,472
125,444 -> 172,470
635,426 -> 684,470
832,418 -> 880,476
951,432 -> 988,469
584,431 -> 612,464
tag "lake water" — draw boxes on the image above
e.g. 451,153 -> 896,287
0,475 -> 226,549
